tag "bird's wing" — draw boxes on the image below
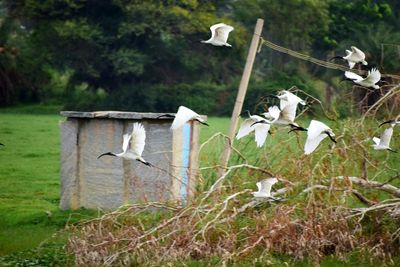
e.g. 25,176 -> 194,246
372,137 -> 380,145
379,126 -> 393,147
363,68 -> 381,84
254,123 -> 271,147
307,120 -> 330,140
345,49 -> 351,56
256,181 -> 262,192
348,61 -> 356,69
345,71 -> 363,81
209,23 -> 226,40
129,122 -> 146,157
122,133 -> 131,153
304,133 -> 328,155
267,105 -> 281,121
171,106 -> 199,130
214,24 -> 234,43
286,91 -> 306,105
280,103 -> 298,122
351,46 -> 366,60
259,178 -> 278,194
236,118 -> 255,139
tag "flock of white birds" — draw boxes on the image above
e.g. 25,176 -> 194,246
78,23 -> 399,199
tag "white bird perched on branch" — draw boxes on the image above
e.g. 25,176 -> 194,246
372,125 -> 396,153
331,46 -> 367,69
201,23 -> 234,47
97,122 -> 152,166
344,68 -> 381,89
252,177 -> 278,198
236,111 -> 273,147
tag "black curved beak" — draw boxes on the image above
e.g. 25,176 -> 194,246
251,121 -> 266,127
156,114 -> 175,119
328,55 -> 344,62
379,120 -> 393,127
97,152 -> 116,159
200,121 -> 209,127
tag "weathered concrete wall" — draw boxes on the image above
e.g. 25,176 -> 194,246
59,111 -> 202,210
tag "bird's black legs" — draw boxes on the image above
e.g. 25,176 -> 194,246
288,124 -> 308,133
325,131 -> 337,143
137,159 -> 153,167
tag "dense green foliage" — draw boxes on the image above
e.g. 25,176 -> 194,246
1,1 -> 399,113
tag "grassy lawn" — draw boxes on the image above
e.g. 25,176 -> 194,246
0,105 -> 398,265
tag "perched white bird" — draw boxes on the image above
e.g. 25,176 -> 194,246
344,68 -> 381,89
98,122 -> 152,166
252,178 -> 278,198
236,111 -> 273,147
372,125 -> 396,152
201,23 -> 234,47
299,120 -> 336,155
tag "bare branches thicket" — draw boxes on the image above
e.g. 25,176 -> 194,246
67,86 -> 400,266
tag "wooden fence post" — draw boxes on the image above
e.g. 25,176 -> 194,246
218,18 -> 264,178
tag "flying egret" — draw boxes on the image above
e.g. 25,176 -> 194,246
236,111 -> 273,147
157,106 -> 209,130
372,125 -> 396,152
331,46 -> 367,69
344,68 -> 381,89
252,178 -> 278,198
201,23 -> 234,47
97,122 -> 152,166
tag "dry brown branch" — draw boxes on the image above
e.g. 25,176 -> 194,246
333,176 -> 400,198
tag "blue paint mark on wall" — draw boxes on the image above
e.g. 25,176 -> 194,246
180,123 -> 191,202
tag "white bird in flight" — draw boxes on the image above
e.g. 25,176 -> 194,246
201,23 -> 234,47
304,120 -> 336,155
332,46 -> 367,69
344,68 -> 381,89
372,125 -> 396,153
97,122 -> 152,166
252,178 -> 279,198
157,106 -> 208,130
291,120 -> 336,155
236,111 -> 273,147
253,91 -> 307,131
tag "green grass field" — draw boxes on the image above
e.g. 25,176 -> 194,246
0,105 -> 399,266
0,107 -> 233,257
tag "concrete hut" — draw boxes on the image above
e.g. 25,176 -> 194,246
59,111 -> 202,210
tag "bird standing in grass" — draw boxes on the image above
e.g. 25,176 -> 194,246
98,122 -> 152,166
344,68 -> 381,89
372,125 -> 396,153
201,23 -> 234,47
252,178 -> 278,198
236,111 -> 273,147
